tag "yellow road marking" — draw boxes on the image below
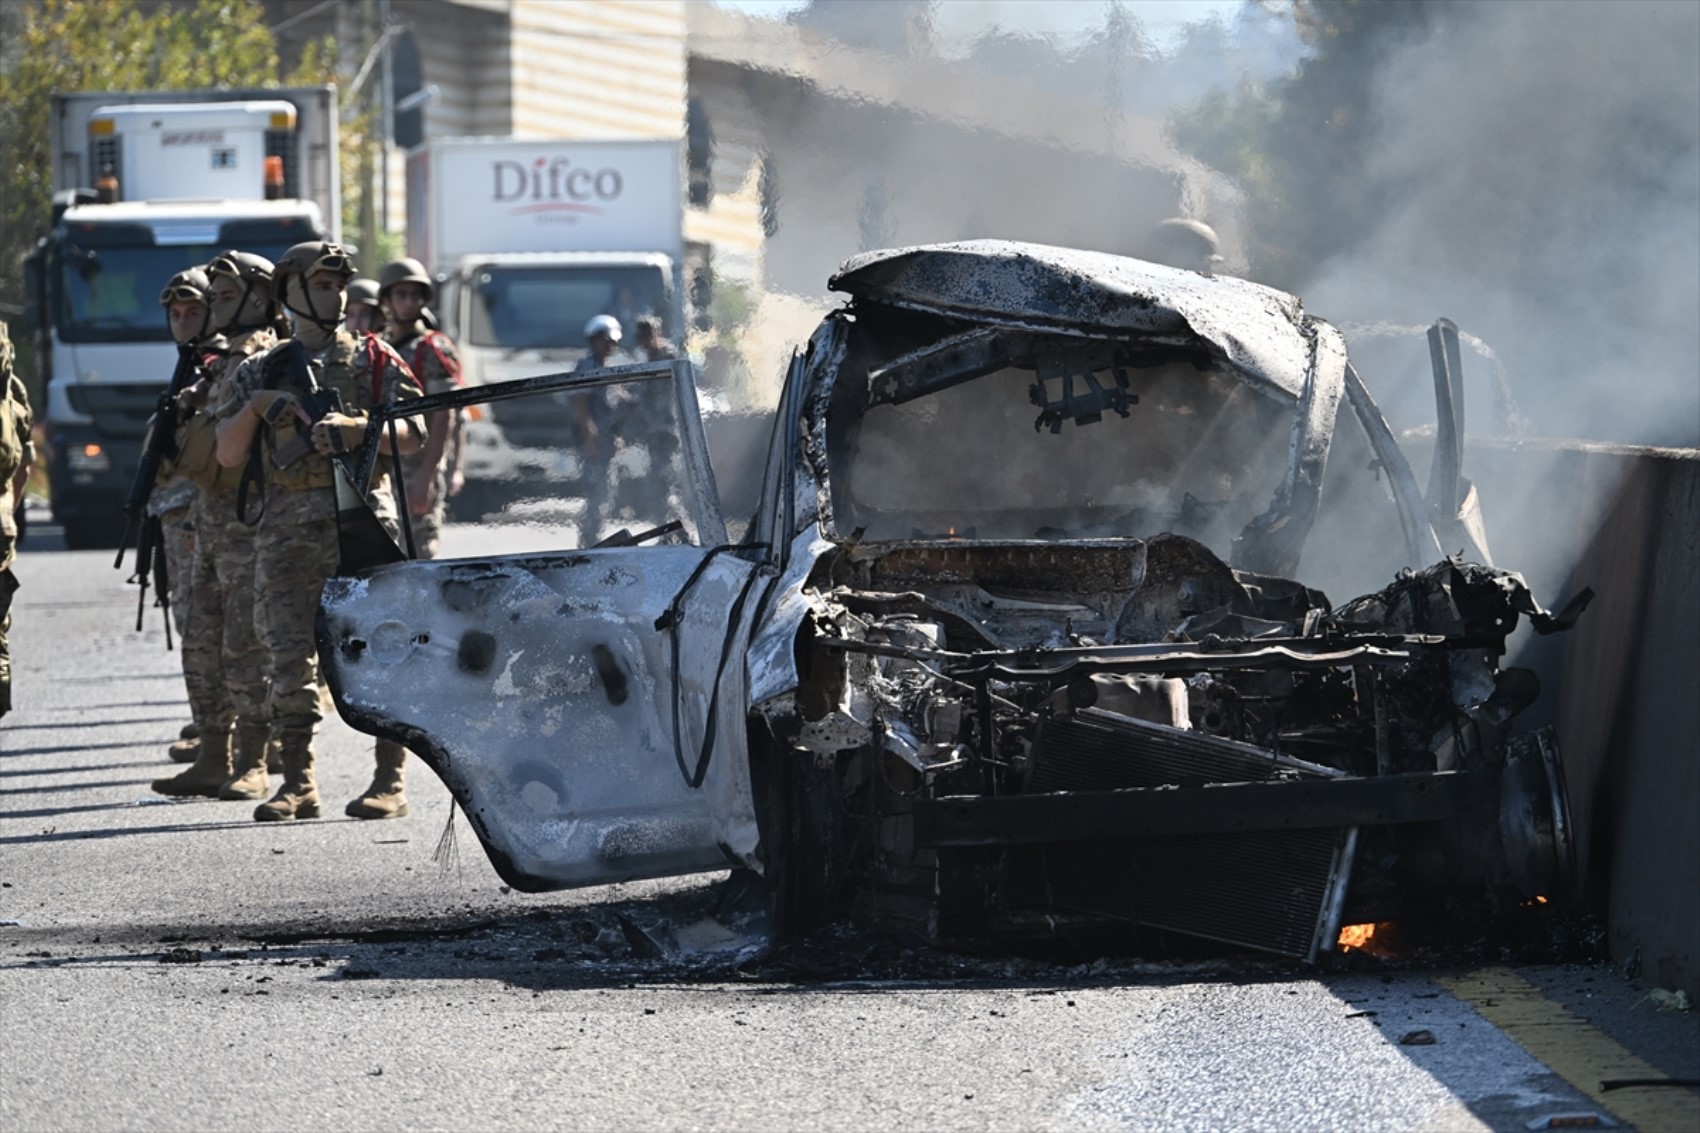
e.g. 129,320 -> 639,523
1438,967 -> 1700,1132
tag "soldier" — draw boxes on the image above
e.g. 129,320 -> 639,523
1,321 -> 35,719
377,257 -> 461,561
569,315 -> 634,546
330,256 -> 465,822
148,268 -> 220,760
577,314 -> 631,373
345,277 -> 382,334
152,252 -> 284,798
632,316 -> 679,362
212,241 -> 425,823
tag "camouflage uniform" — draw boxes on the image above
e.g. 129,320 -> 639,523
383,322 -> 460,559
1,323 -> 36,718
173,328 -> 277,794
214,330 -> 421,818
146,480 -> 197,639
148,344 -> 223,640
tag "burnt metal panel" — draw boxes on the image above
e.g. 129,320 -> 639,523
318,548 -> 763,891
996,709 -> 1357,960
1232,320 -> 1347,577
1030,708 -> 1344,791
916,772 -> 1475,847
829,240 -> 1316,402
1002,828 -> 1353,960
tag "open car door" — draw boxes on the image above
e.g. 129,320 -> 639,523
318,360 -> 769,890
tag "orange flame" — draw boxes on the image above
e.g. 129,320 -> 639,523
1337,923 -> 1377,951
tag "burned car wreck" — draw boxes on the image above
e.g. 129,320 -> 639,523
320,241 -> 1587,962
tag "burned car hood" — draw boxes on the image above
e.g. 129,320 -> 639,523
830,240 -> 1318,402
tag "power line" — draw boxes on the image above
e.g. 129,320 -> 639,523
267,0 -> 341,35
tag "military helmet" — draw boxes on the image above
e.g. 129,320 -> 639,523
158,266 -> 212,306
274,241 -> 357,291
206,249 -> 275,286
347,277 -> 381,307
378,256 -> 433,301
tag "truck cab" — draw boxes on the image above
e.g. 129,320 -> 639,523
406,137 -> 685,522
25,202 -> 322,546
23,89 -> 338,548
437,250 -> 676,518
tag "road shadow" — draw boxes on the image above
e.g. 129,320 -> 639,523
54,673 -> 180,684
0,777 -> 155,797
1329,974 -> 1628,1132
30,700 -> 188,712
1,740 -> 166,758
0,815 -> 273,845
0,760 -> 161,779
0,799 -> 206,822
2,716 -> 181,732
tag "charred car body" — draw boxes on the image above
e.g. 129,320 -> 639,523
321,242 -> 1586,961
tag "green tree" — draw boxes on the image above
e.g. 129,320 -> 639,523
0,0 -> 360,399
0,0 -> 278,313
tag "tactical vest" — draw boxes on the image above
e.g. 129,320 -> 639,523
390,325 -> 461,389
190,330 -> 276,492
265,333 -> 385,492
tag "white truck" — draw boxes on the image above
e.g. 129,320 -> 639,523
405,137 -> 686,517
21,86 -> 338,548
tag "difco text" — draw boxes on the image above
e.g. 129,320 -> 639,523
493,158 -> 624,203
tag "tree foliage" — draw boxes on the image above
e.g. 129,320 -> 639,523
0,0 -> 344,327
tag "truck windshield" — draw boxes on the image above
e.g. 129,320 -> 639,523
466,265 -> 667,350
53,224 -> 308,344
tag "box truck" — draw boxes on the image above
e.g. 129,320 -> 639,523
21,86 -> 339,547
405,137 -> 686,516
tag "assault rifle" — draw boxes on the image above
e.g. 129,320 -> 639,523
114,344 -> 202,648
263,338 -> 407,573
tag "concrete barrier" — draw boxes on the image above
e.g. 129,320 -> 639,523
1465,439 -> 1699,995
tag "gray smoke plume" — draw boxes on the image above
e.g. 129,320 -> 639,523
1306,1 -> 1699,449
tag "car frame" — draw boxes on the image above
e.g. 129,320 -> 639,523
320,241 -> 1585,961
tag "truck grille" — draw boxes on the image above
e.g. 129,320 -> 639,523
67,384 -> 162,438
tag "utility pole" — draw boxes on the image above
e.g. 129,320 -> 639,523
357,0 -> 378,265
379,0 -> 393,238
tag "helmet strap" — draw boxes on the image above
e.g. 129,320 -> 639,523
282,275 -> 344,336
217,278 -> 272,334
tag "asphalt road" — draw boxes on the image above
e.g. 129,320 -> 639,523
4,511 -> 1697,1133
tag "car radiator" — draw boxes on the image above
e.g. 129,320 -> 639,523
1003,709 -> 1357,960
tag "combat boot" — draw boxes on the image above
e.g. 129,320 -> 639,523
219,723 -> 273,801
151,726 -> 233,798
179,721 -> 200,741
345,739 -> 409,819
267,737 -> 283,775
167,737 -> 198,763
254,729 -> 321,822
